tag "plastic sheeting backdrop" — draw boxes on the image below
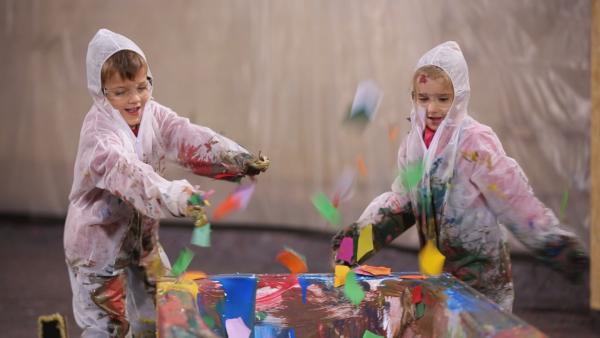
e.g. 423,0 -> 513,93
0,0 -> 590,250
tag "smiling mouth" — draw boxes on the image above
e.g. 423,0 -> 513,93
125,107 -> 141,116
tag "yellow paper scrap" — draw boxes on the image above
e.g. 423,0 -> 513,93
357,224 -> 374,262
182,271 -> 208,281
418,240 -> 445,276
334,265 -> 351,287
157,278 -> 199,299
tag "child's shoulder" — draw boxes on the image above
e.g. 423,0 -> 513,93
460,118 -> 503,152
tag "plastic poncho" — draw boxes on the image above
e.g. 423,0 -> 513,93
341,41 -> 587,312
64,29 -> 253,274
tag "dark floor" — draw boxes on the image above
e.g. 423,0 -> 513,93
0,219 -> 598,338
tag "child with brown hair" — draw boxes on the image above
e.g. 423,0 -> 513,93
332,41 -> 587,313
64,29 -> 269,337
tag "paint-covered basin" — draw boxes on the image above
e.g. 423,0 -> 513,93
157,273 -> 547,337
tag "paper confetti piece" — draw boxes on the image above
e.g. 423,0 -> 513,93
336,237 -> 354,264
388,125 -> 400,144
225,317 -> 251,338
277,248 -> 308,274
400,161 -> 424,191
171,247 -> 195,277
357,154 -> 368,177
344,271 -> 365,305
363,330 -> 384,338
334,265 -> 350,287
213,195 -> 240,220
188,193 -> 205,206
412,285 -> 423,304
182,270 -> 207,281
559,189 -> 569,220
354,265 -> 391,276
191,223 -> 211,247
234,183 -> 256,210
331,168 -> 356,208
418,240 -> 445,276
347,80 -> 382,123
357,224 -> 374,262
311,192 -> 341,226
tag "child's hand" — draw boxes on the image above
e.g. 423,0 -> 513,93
245,152 -> 270,176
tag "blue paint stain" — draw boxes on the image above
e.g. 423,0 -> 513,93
253,324 -> 296,338
298,275 -> 310,304
288,327 -> 296,338
445,288 -> 477,312
211,274 -> 257,337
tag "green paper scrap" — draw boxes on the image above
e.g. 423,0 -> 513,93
188,194 -> 204,206
172,247 -> 195,277
363,330 -> 384,338
415,302 -> 426,319
256,311 -> 267,321
400,161 -> 424,191
191,223 -> 211,247
311,192 -> 341,226
559,189 -> 569,220
202,315 -> 215,328
344,271 -> 365,305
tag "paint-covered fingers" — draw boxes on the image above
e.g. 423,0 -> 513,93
245,152 -> 270,176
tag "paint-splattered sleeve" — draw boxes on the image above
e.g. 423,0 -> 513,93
88,132 -> 194,219
156,105 -> 257,181
469,129 -> 588,280
332,140 -> 416,266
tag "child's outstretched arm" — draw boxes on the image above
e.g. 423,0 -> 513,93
470,128 -> 588,281
331,192 -> 415,267
85,132 -> 198,219
157,105 -> 268,181
331,140 -> 416,267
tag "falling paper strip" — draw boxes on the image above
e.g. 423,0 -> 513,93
277,248 -> 308,274
559,189 -> 569,220
311,192 -> 341,226
225,317 -> 251,338
356,154 -> 368,178
363,330 -> 384,338
336,237 -> 354,264
191,224 -> 211,247
171,247 -> 195,277
344,271 -> 365,305
348,80 -> 382,123
234,183 -> 256,210
331,168 -> 356,208
334,265 -> 350,287
213,195 -> 240,220
354,265 -> 391,276
419,240 -> 445,276
356,224 -> 374,262
400,161 -> 424,191
388,125 -> 400,144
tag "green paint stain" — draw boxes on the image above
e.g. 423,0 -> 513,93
171,247 -> 194,277
416,302 -> 426,319
311,192 -> 341,226
344,271 -> 365,305
202,315 -> 215,328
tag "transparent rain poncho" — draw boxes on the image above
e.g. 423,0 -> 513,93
64,29 -> 254,335
334,41 -> 587,312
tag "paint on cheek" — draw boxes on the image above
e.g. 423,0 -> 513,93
419,74 -> 428,84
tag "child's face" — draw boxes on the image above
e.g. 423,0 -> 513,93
103,70 -> 151,127
413,74 -> 454,131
